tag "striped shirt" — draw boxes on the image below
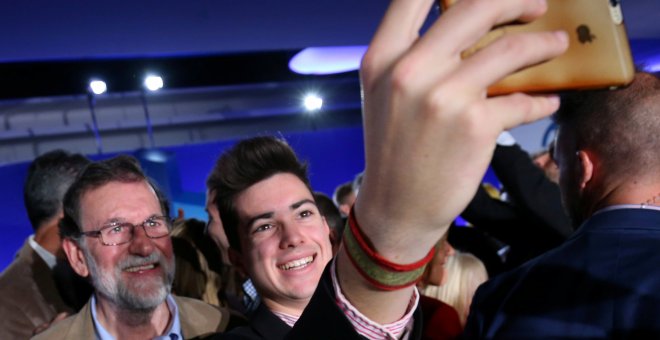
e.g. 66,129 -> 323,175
271,258 -> 417,339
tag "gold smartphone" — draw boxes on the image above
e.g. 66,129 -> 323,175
441,0 -> 635,95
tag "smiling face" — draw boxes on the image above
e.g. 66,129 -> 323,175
73,180 -> 175,310
232,173 -> 332,315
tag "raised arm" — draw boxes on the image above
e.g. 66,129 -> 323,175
336,0 -> 568,324
490,143 -> 573,238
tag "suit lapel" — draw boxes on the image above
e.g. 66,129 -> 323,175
250,304 -> 291,340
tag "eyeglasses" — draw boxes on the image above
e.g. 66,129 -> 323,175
79,215 -> 172,246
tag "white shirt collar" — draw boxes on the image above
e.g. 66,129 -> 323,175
594,204 -> 660,215
90,294 -> 182,340
28,234 -> 57,269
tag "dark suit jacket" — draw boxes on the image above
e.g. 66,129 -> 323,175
464,208 -> 660,338
462,144 -> 573,269
226,303 -> 290,339
0,240 -> 74,340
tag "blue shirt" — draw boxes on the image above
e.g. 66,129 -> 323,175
90,294 -> 182,340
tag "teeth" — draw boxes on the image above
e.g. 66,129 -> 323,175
279,256 -> 314,271
125,264 -> 155,272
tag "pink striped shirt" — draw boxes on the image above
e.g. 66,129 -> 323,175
331,259 -> 418,340
271,259 -> 418,339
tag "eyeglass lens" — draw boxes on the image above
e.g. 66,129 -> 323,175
99,216 -> 170,245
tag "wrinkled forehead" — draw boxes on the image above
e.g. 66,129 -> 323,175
79,180 -> 162,227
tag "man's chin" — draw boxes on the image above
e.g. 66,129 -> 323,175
117,281 -> 170,310
121,291 -> 168,311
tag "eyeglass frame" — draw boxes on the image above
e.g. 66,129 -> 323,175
77,215 -> 173,246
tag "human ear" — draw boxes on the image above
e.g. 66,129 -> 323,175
576,150 -> 594,190
61,238 -> 89,277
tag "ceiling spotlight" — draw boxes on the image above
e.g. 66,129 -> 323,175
303,94 -> 323,112
144,75 -> 164,92
89,80 -> 107,95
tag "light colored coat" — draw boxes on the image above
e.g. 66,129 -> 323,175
0,240 -> 73,340
32,295 -> 229,339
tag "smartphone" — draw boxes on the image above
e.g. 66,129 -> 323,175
440,0 -> 635,95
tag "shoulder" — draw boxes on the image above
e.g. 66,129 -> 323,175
175,296 -> 230,336
176,295 -> 223,314
0,241 -> 35,283
0,256 -> 32,297
225,303 -> 288,340
470,242 -> 572,309
465,229 -> 626,335
30,310 -> 83,340
0,244 -> 51,326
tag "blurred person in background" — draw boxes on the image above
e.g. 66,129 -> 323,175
314,192 -> 344,255
332,181 -> 356,219
0,150 -> 90,339
422,251 -> 488,326
35,156 -> 230,339
466,72 -> 660,337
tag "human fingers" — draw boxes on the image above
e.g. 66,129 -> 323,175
444,30 -> 569,97
412,0 -> 549,64
474,93 -> 560,132
386,0 -> 552,95
361,0 -> 435,85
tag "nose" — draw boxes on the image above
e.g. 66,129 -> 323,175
279,222 -> 304,249
128,224 -> 155,256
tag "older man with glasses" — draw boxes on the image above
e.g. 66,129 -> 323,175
34,155 -> 230,340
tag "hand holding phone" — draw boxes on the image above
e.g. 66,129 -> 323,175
441,0 -> 635,95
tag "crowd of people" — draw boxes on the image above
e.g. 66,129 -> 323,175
1,0 -> 659,338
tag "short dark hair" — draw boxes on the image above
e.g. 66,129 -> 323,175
333,181 -> 354,207
23,150 -> 90,231
554,72 -> 660,180
206,136 -> 311,252
60,155 -> 170,239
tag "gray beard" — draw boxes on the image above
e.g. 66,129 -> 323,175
81,244 -> 175,312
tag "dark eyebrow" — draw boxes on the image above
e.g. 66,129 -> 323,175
243,199 -> 316,230
290,199 -> 316,210
244,211 -> 275,231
